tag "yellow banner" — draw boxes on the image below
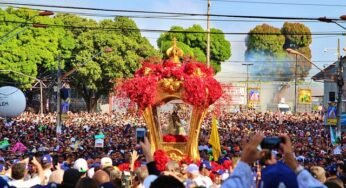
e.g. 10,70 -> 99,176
298,89 -> 312,104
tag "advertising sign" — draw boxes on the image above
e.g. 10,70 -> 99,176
298,89 -> 312,104
94,133 -> 105,148
223,86 -> 246,105
95,139 -> 104,148
326,103 -> 337,126
248,88 -> 260,103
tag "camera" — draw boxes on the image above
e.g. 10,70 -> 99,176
121,171 -> 132,188
260,137 -> 283,150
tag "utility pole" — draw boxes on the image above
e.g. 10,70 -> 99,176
40,81 -> 43,116
56,55 -> 62,134
294,54 -> 298,114
206,0 -> 211,67
242,63 -> 253,109
336,38 -> 343,140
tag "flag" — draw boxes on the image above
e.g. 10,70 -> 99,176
209,115 -> 221,161
330,126 -> 336,145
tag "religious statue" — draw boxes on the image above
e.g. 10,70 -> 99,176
169,110 -> 186,135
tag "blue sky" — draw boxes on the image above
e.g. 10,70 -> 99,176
4,0 -> 346,84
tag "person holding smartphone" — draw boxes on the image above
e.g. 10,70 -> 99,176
221,135 -> 326,188
8,157 -> 44,187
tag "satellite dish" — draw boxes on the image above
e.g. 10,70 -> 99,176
0,86 -> 26,117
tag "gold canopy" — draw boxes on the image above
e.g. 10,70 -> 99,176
142,39 -> 208,161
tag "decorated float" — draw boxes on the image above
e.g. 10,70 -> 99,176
117,39 -> 222,161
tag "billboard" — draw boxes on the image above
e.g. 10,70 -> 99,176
298,89 -> 312,104
222,86 -> 246,105
248,88 -> 260,103
326,103 -> 337,126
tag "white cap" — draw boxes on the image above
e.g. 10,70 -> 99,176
187,164 -> 199,174
73,158 -> 88,173
101,157 -> 113,168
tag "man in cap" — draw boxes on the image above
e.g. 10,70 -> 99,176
101,157 -> 113,169
184,164 -> 208,188
200,161 -> 213,188
41,154 -> 53,185
73,158 -> 88,178
211,170 -> 224,188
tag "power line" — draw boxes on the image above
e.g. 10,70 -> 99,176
2,5 -> 339,24
0,20 -> 344,36
0,2 -> 342,21
227,60 -> 336,63
208,0 -> 346,7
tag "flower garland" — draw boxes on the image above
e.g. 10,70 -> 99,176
163,134 -> 188,142
116,60 -> 222,110
153,149 -> 170,171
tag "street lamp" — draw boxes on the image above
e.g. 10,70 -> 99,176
242,63 -> 253,109
286,49 -> 324,72
0,10 -> 54,44
318,16 -> 346,30
56,47 -> 113,134
0,70 -> 45,116
286,48 -> 325,113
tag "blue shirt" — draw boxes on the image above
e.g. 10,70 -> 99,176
221,161 -> 327,188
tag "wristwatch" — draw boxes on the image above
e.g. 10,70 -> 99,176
295,165 -> 304,175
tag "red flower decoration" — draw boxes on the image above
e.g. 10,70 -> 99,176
205,77 -> 223,106
163,134 -> 188,142
153,149 -> 170,171
118,163 -> 130,171
118,76 -> 158,110
182,77 -> 207,107
183,62 -> 214,77
115,59 -> 222,110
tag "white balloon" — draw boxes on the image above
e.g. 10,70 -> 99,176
0,86 -> 26,117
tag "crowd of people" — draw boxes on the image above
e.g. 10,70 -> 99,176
0,110 -> 344,188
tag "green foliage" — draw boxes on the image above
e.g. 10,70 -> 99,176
0,8 -> 158,112
157,24 -> 231,73
281,22 -> 312,79
246,24 -> 285,56
281,22 -> 312,49
0,8 -> 75,88
245,23 -> 312,81
63,16 -> 158,111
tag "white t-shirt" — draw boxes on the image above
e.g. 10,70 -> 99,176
185,176 -> 212,188
9,176 -> 41,188
201,175 -> 213,188
43,169 -> 52,185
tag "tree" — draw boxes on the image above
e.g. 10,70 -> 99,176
157,24 -> 231,72
245,23 -> 312,81
62,16 -> 158,112
246,24 -> 285,57
281,22 -> 312,50
0,8 -> 75,89
281,22 -> 312,79
245,24 -> 288,82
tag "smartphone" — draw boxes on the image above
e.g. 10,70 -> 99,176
260,137 -> 283,150
136,128 -> 146,144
